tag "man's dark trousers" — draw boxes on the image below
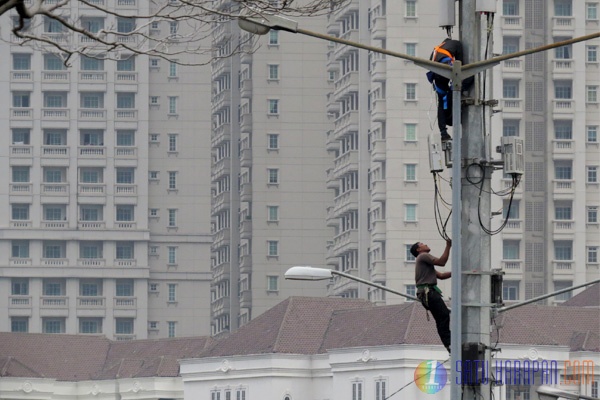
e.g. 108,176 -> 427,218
419,289 -> 451,348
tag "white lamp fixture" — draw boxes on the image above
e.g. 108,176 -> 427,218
536,385 -> 599,400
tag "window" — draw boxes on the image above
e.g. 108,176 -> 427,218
80,281 -> 100,296
168,321 -> 176,338
168,246 -> 177,264
81,55 -> 104,71
587,46 -> 598,62
12,92 -> 30,107
149,321 -> 158,329
116,279 -> 134,296
11,317 -> 28,333
44,205 -> 65,221
116,242 -> 134,260
115,318 -> 133,334
117,130 -> 135,146
44,92 -> 67,108
502,120 -> 520,137
405,204 -> 417,222
149,246 -> 159,255
555,201 -> 572,220
588,247 -> 598,263
168,209 -> 177,227
168,171 -> 177,189
405,244 -> 416,261
588,206 -> 598,223
268,64 -> 279,80
44,16 -> 66,32
267,168 -> 279,184
149,283 -> 159,292
592,381 -> 599,398
503,240 -> 520,260
554,281 -> 572,301
12,240 -> 29,258
375,379 -> 387,400
80,242 -> 103,259
150,96 -> 159,105
43,318 -> 65,334
117,56 -> 135,71
116,205 -> 134,221
168,134 -> 177,151
169,21 -> 178,35
267,133 -> 279,149
80,318 -> 102,334
405,123 -> 417,141
12,128 -> 30,145
11,204 -> 29,220
503,0 -> 519,15
12,53 -> 31,70
80,168 -> 102,183
268,30 -> 279,45
80,92 -> 104,108
554,120 -> 572,139
554,40 -> 571,59
405,43 -> 416,56
149,208 -> 159,217
267,205 -> 279,221
352,381 -> 363,400
116,92 -> 135,108
43,53 -> 66,70
555,241 -> 573,260
150,58 -> 159,68
587,166 -> 598,183
44,280 -> 63,295
12,278 -> 29,295
405,164 -> 417,181
405,83 -> 417,100
555,161 -> 572,180
503,281 -> 519,301
80,205 -> 102,221
555,80 -> 572,99
588,126 -> 598,143
81,16 -> 104,33
587,86 -> 598,103
587,2 -> 598,19
268,99 -> 279,114
267,275 -> 279,291
44,129 -> 67,146
168,61 -> 177,77
117,17 -> 135,33
12,166 -> 30,183
503,36 -> 519,54
554,0 -> 572,16
405,0 -> 416,17
149,172 -> 159,181
168,284 -> 177,301
267,240 -> 279,256
81,129 -> 104,145
503,80 -> 519,98
43,242 -> 65,259
168,96 -> 178,114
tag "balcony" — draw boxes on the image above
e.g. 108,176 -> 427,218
332,229 -> 359,255
553,100 -> 574,115
333,71 -> 359,99
333,111 -> 359,140
552,17 -> 574,34
11,108 -> 33,119
212,157 -> 231,180
10,220 -> 32,228
115,109 -> 137,120
370,98 -> 386,122
9,258 -> 32,267
115,147 -> 137,158
10,145 -> 32,157
501,260 -> 522,272
10,183 -> 32,195
332,150 -> 358,179
212,227 -> 231,250
211,296 -> 231,314
333,189 -> 358,217
371,139 -> 386,162
501,59 -> 523,74
239,113 -> 252,133
371,55 -> 386,82
79,71 -> 107,82
501,99 -> 523,114
115,259 -> 136,267
41,258 -> 67,267
240,254 -> 252,274
41,221 -> 68,229
114,297 -> 136,308
79,146 -> 105,157
211,58 -> 231,78
114,334 -> 136,341
41,183 -> 69,195
115,184 -> 137,196
326,206 -> 339,228
42,108 -> 69,120
9,296 -> 31,308
503,219 -> 522,234
78,296 -> 105,308
239,290 -> 252,308
78,221 -> 106,230
552,59 -> 574,77
212,90 -> 231,112
552,140 -> 574,158
42,70 -> 69,82
553,220 -> 575,236
41,146 -> 69,159
240,218 -> 252,240
115,221 -> 136,230
501,15 -> 523,30
371,219 -> 386,242
79,109 -> 107,120
334,30 -> 359,59
240,182 -> 252,202
553,260 -> 574,275
212,190 -> 231,215
40,296 -> 68,308
326,240 -> 339,267
241,79 -> 253,98
325,131 -> 339,152
115,72 -> 137,83
326,168 -> 339,190
240,148 -> 252,168
553,179 -> 575,196
11,71 -> 33,81
78,183 -> 106,195
370,15 -> 386,40
78,258 -> 106,267
211,122 -> 231,147
370,179 -> 386,202
212,261 -> 231,282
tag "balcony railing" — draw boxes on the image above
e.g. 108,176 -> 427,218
10,296 -> 31,307
41,258 -> 68,267
78,258 -> 106,267
42,183 -> 69,195
42,146 -> 68,157
79,146 -> 106,157
78,296 -> 105,307
40,296 -> 68,307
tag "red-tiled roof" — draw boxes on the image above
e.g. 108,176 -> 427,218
0,297 -> 598,381
561,283 -> 600,308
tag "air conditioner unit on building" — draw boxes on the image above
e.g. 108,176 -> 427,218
500,136 -> 524,175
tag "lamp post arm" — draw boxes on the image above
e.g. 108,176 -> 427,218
464,31 -> 600,72
497,278 -> 600,313
331,270 -> 419,301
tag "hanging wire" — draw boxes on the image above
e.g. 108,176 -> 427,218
433,172 -> 452,241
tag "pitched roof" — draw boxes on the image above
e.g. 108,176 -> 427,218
0,333 -> 212,381
561,283 -> 600,308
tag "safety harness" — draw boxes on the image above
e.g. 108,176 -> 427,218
416,284 -> 442,321
428,42 -> 456,109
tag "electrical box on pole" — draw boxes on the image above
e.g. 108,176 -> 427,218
438,0 -> 456,28
428,134 -> 445,172
500,137 -> 524,175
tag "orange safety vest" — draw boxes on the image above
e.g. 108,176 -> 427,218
432,42 -> 455,64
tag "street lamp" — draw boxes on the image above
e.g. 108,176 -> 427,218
285,266 -> 419,301
537,385 -> 599,400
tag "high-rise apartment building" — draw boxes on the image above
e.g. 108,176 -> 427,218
0,1 -> 213,339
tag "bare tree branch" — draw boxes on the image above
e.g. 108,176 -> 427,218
2,0 -> 346,65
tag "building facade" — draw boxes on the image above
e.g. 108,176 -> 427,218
0,1 -> 213,339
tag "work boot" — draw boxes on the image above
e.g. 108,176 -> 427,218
441,131 -> 452,142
